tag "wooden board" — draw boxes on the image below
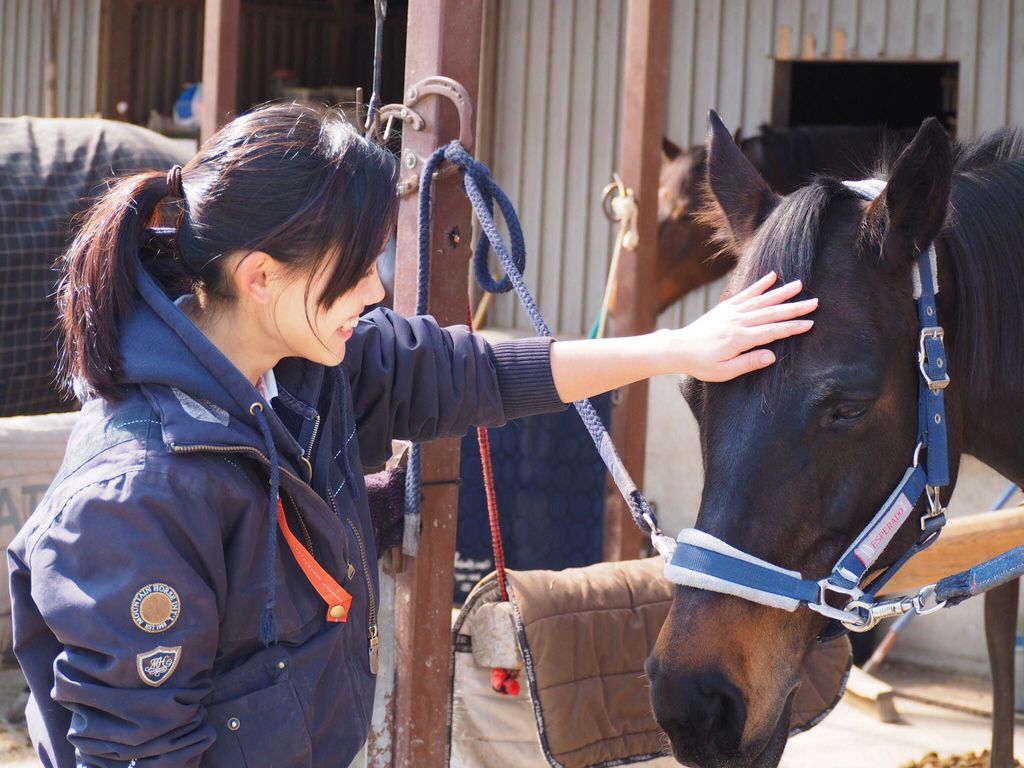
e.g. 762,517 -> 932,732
844,665 -> 900,723
881,506 -> 1024,595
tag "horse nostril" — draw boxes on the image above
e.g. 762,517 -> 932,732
693,671 -> 747,754
644,654 -> 659,682
652,669 -> 747,762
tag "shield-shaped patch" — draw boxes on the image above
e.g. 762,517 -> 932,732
137,646 -> 182,687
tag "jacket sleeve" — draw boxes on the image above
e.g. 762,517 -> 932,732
344,308 -> 566,468
27,469 -> 225,767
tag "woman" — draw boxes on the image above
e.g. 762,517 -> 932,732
8,102 -> 816,767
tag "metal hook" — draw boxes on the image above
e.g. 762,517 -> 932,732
376,76 -> 475,196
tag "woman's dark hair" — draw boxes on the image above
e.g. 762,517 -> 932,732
57,101 -> 399,400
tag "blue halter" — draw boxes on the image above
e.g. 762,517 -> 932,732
663,179 -> 954,634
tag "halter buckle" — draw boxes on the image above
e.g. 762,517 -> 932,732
920,485 -> 947,532
918,327 -> 950,391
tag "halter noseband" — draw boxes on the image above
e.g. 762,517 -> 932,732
661,178 -> 952,636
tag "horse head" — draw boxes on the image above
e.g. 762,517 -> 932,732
657,137 -> 735,312
647,111 -> 964,768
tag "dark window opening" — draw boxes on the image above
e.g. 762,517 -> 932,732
774,61 -> 959,136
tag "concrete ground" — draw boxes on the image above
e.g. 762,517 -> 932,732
0,662 -> 1019,767
781,660 -> 1023,768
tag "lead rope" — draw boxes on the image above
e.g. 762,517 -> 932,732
401,141 -> 674,566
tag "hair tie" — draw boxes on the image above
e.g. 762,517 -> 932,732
166,165 -> 184,199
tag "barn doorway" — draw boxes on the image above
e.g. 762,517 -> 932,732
773,61 -> 959,136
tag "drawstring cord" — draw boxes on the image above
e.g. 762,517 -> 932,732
332,367 -> 360,501
250,402 -> 280,646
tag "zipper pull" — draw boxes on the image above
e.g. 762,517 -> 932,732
369,624 -> 380,675
347,562 -> 356,581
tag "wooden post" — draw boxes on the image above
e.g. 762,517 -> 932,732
603,0 -> 671,562
200,0 -> 240,144
99,0 -> 134,120
390,1 -> 483,766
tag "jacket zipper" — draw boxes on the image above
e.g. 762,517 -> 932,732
301,415 -> 321,481
286,493 -> 315,556
346,517 -> 379,674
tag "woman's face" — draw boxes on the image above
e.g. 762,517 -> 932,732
272,256 -> 386,366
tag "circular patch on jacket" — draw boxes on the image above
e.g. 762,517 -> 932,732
131,583 -> 180,633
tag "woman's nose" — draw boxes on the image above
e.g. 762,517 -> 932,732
366,268 -> 386,305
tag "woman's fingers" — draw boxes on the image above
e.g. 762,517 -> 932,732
717,349 -> 778,380
727,271 -> 777,303
745,319 -> 815,347
743,297 -> 819,325
740,277 -> 805,310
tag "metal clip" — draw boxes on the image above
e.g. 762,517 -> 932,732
839,583 -> 947,633
840,595 -> 916,633
911,583 -> 947,616
642,511 -> 677,560
920,485 -> 947,532
918,326 -> 950,391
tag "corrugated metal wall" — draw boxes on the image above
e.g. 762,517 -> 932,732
484,0 -> 1024,335
0,0 -> 102,118
479,0 -> 628,335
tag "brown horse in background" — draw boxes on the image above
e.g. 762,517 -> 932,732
656,124 -> 913,312
648,112 -> 1022,767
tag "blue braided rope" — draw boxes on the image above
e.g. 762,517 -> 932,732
403,140 -> 658,543
253,406 -> 279,645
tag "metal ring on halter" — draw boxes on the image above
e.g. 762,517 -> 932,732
911,583 -> 947,616
912,440 -> 924,468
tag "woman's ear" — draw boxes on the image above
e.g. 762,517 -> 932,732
233,251 -> 278,305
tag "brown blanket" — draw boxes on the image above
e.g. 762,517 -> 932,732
449,557 -> 851,768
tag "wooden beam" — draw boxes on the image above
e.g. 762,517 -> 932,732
604,0 -> 671,561
844,666 -> 900,723
881,506 -> 1024,595
99,0 -> 135,120
390,1 -> 483,766
200,0 -> 240,144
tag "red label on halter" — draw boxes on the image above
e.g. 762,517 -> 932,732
855,493 -> 913,567
277,501 -> 353,623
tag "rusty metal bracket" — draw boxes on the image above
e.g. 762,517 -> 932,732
379,76 -> 475,196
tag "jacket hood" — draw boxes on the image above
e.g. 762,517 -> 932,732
116,239 -> 313,478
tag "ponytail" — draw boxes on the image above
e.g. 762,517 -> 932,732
56,171 -> 175,401
57,101 -> 399,403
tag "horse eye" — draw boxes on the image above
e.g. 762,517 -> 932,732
832,402 -> 871,423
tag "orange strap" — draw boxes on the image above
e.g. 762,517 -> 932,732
276,500 -> 352,623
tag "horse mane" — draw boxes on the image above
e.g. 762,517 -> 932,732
733,128 -> 1024,402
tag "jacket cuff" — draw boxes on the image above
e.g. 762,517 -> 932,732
488,336 -> 567,421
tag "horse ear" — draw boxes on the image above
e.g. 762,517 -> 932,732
662,136 -> 683,161
703,109 -> 779,248
870,117 -> 952,267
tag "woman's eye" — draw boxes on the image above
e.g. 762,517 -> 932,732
832,403 -> 870,423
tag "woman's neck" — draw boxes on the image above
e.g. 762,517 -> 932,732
182,297 -> 280,386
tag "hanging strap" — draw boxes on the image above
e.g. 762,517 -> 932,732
276,500 -> 353,623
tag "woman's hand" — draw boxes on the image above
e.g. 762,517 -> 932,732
548,272 -> 817,403
667,271 -> 817,382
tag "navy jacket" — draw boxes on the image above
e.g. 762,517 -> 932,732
8,254 -> 563,767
